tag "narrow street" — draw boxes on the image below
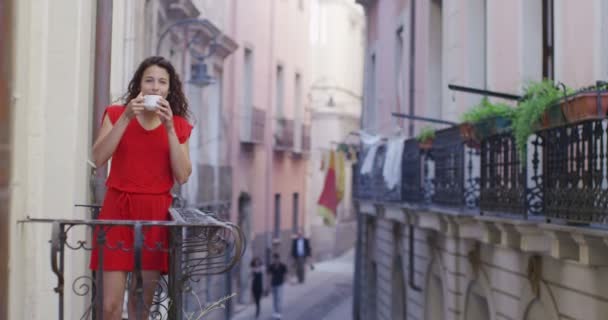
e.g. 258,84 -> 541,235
232,250 -> 354,320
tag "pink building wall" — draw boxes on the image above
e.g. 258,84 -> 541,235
224,0 -> 311,259
361,0 -> 607,136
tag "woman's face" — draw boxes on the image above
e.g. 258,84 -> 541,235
140,65 -> 170,98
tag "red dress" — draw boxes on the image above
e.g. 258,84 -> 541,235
89,105 -> 193,273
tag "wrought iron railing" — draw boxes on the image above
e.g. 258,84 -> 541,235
273,118 -> 295,151
479,133 -> 526,216
371,144 -> 387,202
430,126 -> 480,209
542,119 -> 608,224
400,139 -> 424,203
302,125 -> 311,152
240,106 -> 265,144
354,144 -> 382,201
21,207 -> 245,320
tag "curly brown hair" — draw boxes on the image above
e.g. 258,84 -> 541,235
122,56 -> 190,118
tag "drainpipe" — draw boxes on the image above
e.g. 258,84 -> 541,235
353,6 -> 371,319
0,0 -> 13,318
408,0 -> 416,138
407,0 -> 423,293
91,0 -> 113,206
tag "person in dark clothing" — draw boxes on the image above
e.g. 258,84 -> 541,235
266,253 -> 287,319
291,231 -> 311,283
250,257 -> 264,319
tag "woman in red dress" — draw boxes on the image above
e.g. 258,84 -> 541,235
90,56 -> 193,319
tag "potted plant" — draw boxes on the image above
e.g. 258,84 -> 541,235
560,82 -> 608,123
417,126 -> 435,150
512,80 -> 570,159
460,98 -> 515,146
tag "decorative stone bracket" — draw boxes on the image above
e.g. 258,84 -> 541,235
359,201 -> 608,267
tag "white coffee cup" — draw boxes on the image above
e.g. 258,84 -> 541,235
143,95 -> 162,111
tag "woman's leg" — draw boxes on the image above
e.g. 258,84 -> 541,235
253,291 -> 261,318
102,271 -> 128,320
127,270 -> 161,319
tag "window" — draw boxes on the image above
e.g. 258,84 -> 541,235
274,194 -> 281,238
542,0 -> 554,80
276,65 -> 284,118
294,73 -> 303,149
365,54 -> 377,130
295,73 -> 302,117
467,0 -> 487,107
470,0 -> 486,89
396,26 -> 405,126
429,0 -> 443,119
292,193 -> 299,233
310,0 -> 320,44
243,49 -> 253,111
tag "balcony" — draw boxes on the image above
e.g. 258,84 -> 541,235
355,126 -> 479,209
302,124 -> 311,153
21,207 -> 245,320
240,107 -> 265,144
354,118 -> 608,225
273,118 -> 295,151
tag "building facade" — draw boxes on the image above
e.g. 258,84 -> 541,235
226,0 -> 312,301
355,1 -> 608,320
306,0 -> 365,260
5,0 -> 238,318
4,0 -> 322,318
7,1 -> 99,319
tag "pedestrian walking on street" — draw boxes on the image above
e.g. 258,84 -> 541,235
267,253 -> 288,319
89,56 -> 193,320
250,257 -> 265,319
291,230 -> 312,284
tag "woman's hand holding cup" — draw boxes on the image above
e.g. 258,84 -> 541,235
156,98 -> 174,129
125,93 -> 145,119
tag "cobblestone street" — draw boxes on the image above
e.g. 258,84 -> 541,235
232,250 -> 354,320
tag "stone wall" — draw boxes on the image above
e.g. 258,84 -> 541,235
357,202 -> 608,320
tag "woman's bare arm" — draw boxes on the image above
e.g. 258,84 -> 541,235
166,128 -> 192,184
92,113 -> 131,167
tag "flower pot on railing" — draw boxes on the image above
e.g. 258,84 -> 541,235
536,103 -> 566,130
459,122 -> 480,148
418,138 -> 433,151
561,91 -> 608,123
461,116 -> 512,148
492,116 -> 513,134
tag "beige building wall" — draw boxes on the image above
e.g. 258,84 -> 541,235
307,0 -> 365,259
8,0 -> 98,319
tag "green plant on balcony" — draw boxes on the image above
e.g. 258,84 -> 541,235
461,98 -> 515,123
417,126 -> 435,150
460,98 -> 515,145
512,80 -> 571,159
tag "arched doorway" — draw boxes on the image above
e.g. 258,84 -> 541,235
392,255 -> 406,320
526,301 -> 549,320
465,280 -> 491,320
365,218 -> 377,320
425,258 -> 445,320
391,224 -> 406,320
237,192 -> 252,304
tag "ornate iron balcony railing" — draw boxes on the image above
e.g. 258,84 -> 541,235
542,119 -> 608,224
430,126 -> 480,209
21,207 -> 245,320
